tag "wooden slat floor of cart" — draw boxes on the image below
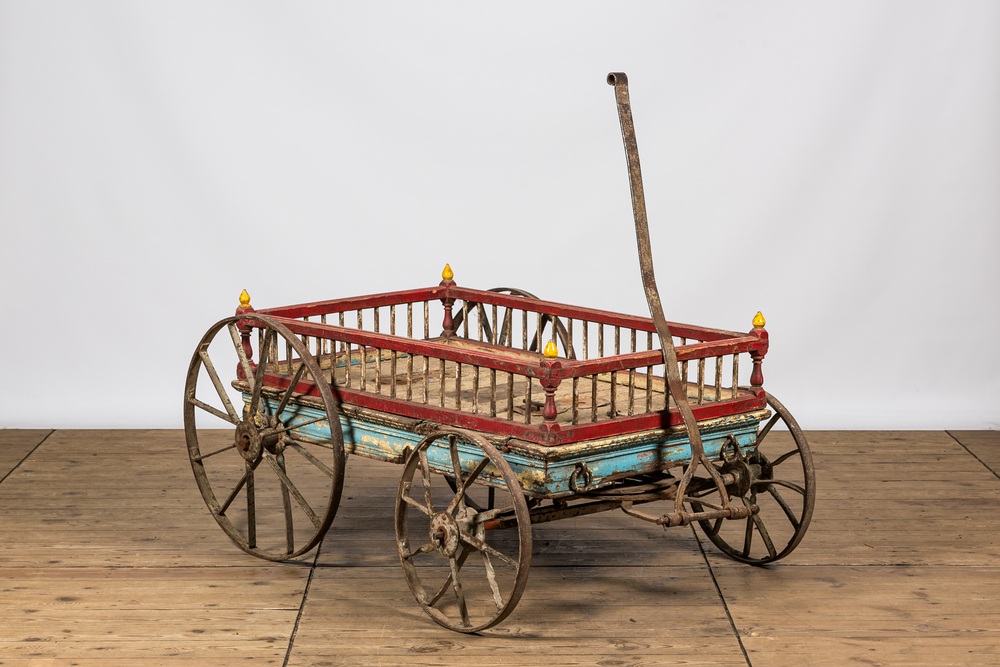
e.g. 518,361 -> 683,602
0,428 -> 997,666
309,350 -> 743,426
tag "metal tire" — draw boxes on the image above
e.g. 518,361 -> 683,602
395,428 -> 532,633
695,393 -> 816,564
184,313 -> 346,561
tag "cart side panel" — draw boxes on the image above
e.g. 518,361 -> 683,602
254,395 -> 762,498
507,423 -> 759,497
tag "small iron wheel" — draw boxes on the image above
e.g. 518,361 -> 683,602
395,428 -> 532,633
184,313 -> 345,561
693,393 -> 815,564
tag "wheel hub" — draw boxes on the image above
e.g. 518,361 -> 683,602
234,421 -> 266,462
235,413 -> 284,461
429,512 -> 461,558
720,458 -> 754,497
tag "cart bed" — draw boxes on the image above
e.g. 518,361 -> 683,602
242,281 -> 771,448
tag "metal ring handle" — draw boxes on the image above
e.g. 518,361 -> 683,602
569,462 -> 594,493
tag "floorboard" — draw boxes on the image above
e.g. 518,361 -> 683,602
1,428 -> 997,666
0,429 -> 51,481
948,430 -> 1000,477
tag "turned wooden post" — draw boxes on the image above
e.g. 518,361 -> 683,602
236,289 -> 256,366
749,311 -> 768,388
439,264 -> 456,338
539,339 -> 562,433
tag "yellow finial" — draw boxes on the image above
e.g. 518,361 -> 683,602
543,339 -> 559,358
239,289 -> 251,308
752,311 -> 766,329
442,263 -> 454,281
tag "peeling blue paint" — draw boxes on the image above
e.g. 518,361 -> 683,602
254,395 -> 760,498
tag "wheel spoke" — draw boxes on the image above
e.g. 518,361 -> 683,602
287,441 -> 336,478
459,530 -> 518,568
448,435 -> 463,482
188,397 -> 239,425
742,515 -> 753,557
264,455 -> 321,528
402,492 -> 432,516
274,362 -> 307,417
770,449 -> 801,468
218,473 -> 246,515
745,497 -> 777,558
228,323 -> 256,393
248,329 -> 275,416
246,460 -> 257,549
277,451 -> 294,555
446,456 -> 491,515
198,348 -> 240,422
218,457 -> 262,514
481,550 -> 504,610
754,478 -> 806,496
270,414 -> 329,436
766,484 -> 801,529
446,435 -> 468,513
192,443 -> 236,462
755,412 -> 781,447
461,457 -> 491,493
419,450 -> 434,514
401,540 -> 438,560
448,556 -> 471,628
422,546 -> 471,606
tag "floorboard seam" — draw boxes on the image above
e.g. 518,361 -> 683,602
946,430 -> 1000,480
0,429 -> 54,486
283,538 -> 323,667
692,524 -> 753,667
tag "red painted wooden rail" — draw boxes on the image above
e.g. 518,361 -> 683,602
243,284 -> 768,445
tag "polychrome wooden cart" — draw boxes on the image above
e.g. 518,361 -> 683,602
183,73 -> 815,633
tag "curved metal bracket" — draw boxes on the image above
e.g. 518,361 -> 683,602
607,72 -> 731,514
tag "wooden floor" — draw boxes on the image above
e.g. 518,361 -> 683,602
1,429 -> 997,666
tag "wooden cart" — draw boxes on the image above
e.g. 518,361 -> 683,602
183,73 -> 815,633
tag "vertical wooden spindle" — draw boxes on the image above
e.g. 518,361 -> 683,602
714,355 -> 722,402
731,353 -> 739,400
697,358 -> 705,405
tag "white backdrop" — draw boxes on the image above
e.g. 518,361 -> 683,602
1,2 -> 997,429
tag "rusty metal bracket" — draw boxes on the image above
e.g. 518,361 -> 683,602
656,502 -> 758,528
607,72 -> 732,516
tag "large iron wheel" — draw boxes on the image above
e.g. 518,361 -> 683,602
184,313 -> 345,561
395,428 -> 532,633
693,393 -> 815,564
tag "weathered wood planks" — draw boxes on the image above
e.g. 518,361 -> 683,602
1,428 -> 998,666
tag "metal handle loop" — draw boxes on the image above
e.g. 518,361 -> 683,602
568,462 -> 594,493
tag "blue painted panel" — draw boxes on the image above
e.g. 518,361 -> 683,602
250,394 -> 761,498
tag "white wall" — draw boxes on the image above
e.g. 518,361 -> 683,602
1,1 -> 997,429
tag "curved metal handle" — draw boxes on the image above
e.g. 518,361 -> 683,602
607,72 -> 730,513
